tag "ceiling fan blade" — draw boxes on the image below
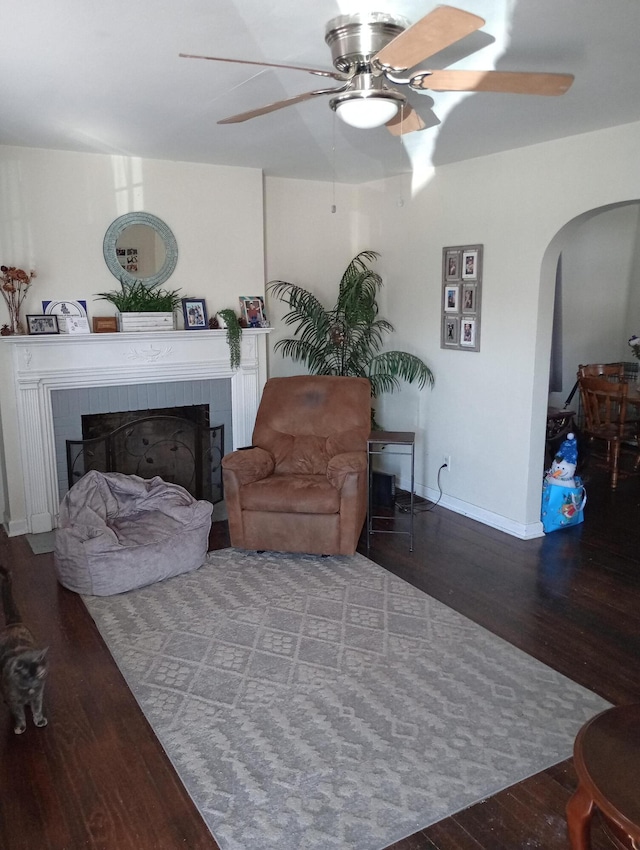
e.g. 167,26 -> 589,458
412,69 -> 574,95
387,105 -> 441,135
386,105 -> 428,136
179,53 -> 345,81
217,88 -> 337,124
374,6 -> 485,72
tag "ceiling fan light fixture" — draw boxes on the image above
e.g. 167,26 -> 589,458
330,89 -> 405,129
336,97 -> 398,128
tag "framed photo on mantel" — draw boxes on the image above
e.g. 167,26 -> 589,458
440,244 -> 483,352
182,298 -> 208,330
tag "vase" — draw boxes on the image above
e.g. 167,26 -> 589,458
6,304 -> 25,335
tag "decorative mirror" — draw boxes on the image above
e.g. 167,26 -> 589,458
103,212 -> 178,288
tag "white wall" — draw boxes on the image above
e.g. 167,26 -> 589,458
265,121 -> 640,538
0,146 -> 265,523
0,147 -> 265,322
263,177 -> 368,377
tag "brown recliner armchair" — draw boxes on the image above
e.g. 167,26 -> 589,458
222,375 -> 371,555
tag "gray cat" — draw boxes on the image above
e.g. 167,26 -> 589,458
0,565 -> 48,734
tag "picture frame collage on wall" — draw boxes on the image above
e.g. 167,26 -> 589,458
441,244 -> 483,352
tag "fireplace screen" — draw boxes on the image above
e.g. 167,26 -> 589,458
66,415 -> 224,503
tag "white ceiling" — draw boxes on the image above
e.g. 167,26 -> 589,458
4,0 -> 640,184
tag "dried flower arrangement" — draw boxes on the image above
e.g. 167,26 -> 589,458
0,265 -> 37,335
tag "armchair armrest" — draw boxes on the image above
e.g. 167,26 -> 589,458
326,451 -> 367,490
222,447 -> 275,486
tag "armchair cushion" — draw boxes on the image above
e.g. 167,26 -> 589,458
241,474 -> 340,514
327,451 -> 368,489
221,446 -> 274,485
270,434 -> 330,475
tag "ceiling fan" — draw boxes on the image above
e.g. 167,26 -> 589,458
179,5 -> 574,135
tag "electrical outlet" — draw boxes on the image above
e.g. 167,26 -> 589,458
443,455 -> 451,471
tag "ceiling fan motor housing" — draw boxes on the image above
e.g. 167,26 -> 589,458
324,12 -> 409,73
329,74 -> 406,110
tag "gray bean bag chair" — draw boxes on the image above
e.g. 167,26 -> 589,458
54,470 -> 213,596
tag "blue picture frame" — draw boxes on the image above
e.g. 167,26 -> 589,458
182,298 -> 208,330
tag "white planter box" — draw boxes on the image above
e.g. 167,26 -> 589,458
117,312 -> 175,332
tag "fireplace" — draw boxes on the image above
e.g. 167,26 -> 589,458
53,384 -> 230,501
66,406 -> 225,503
0,328 -> 270,535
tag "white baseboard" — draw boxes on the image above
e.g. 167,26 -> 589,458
4,516 -> 28,538
398,478 -> 544,540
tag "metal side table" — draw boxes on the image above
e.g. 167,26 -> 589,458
367,430 -> 415,551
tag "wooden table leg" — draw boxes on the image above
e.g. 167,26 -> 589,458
566,782 -> 594,850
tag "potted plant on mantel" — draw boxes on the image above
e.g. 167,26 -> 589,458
95,277 -> 182,332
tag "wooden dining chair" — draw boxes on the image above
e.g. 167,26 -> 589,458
578,376 -> 639,489
577,363 -> 625,381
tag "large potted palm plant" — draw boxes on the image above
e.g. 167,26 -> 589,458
267,251 -> 433,424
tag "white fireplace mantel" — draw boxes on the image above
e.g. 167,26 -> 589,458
0,329 -> 270,536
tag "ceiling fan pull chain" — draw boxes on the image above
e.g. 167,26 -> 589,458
397,109 -> 406,208
331,113 -> 337,214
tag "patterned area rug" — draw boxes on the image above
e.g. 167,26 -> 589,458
83,550 -> 609,850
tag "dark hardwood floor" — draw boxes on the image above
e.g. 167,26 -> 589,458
1,451 -> 638,849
